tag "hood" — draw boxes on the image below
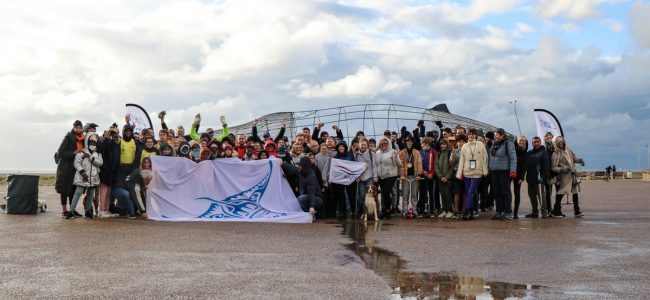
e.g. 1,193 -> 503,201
84,132 -> 100,151
335,140 -> 349,154
553,135 -> 565,148
264,140 -> 278,151
122,124 -> 134,141
438,138 -> 450,151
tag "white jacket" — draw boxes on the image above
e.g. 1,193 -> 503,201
375,140 -> 401,179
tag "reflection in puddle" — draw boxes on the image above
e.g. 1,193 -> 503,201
340,221 -> 542,299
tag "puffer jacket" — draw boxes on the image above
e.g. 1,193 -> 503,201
354,150 -> 377,181
435,138 -> 452,180
73,133 -> 103,187
375,137 -> 401,179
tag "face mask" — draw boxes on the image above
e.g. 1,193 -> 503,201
89,145 -> 96,151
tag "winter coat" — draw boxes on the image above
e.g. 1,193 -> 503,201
551,136 -> 581,195
99,137 -> 121,186
354,150 -> 377,181
264,140 -> 279,158
420,147 -> 437,179
456,140 -> 489,179
399,147 -> 423,178
298,157 -> 322,198
73,134 -> 103,187
55,130 -> 81,196
315,153 -> 331,184
375,137 -> 401,179
489,139 -> 517,172
516,140 -> 529,181
333,141 -> 353,161
525,146 -> 550,184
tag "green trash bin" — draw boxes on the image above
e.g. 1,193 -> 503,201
6,175 -> 40,214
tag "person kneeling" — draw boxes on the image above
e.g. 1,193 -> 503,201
297,156 -> 323,220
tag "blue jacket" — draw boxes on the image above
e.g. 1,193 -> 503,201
489,140 -> 517,172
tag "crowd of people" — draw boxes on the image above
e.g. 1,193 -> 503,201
55,112 -> 586,221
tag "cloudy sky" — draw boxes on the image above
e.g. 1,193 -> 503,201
2,0 -> 650,172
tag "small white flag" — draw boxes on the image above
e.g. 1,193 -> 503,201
329,158 -> 366,185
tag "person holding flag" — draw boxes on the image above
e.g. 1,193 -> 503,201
329,141 -> 364,218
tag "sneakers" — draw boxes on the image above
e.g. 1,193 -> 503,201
438,211 -> 447,218
551,211 -> 566,218
525,213 -> 538,218
473,211 -> 479,217
84,210 -> 93,219
503,213 -> 513,220
512,213 -> 518,219
72,210 -> 82,217
575,212 -> 585,218
451,213 -> 460,219
491,212 -> 503,220
65,211 -> 75,219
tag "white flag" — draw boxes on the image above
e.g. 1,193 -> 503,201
147,156 -> 312,223
329,158 -> 366,185
126,103 -> 154,134
534,109 -> 564,138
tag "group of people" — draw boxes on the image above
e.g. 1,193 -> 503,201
55,111 -> 586,221
605,165 -> 617,181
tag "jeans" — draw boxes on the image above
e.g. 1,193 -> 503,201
402,176 -> 419,215
513,180 -> 522,215
491,170 -> 512,214
527,182 -> 543,214
438,179 -> 453,212
464,178 -> 481,211
297,194 -> 323,212
112,188 -> 134,216
379,176 -> 398,215
99,184 -> 112,213
356,179 -> 373,215
418,177 -> 435,214
391,179 -> 400,211
71,186 -> 96,213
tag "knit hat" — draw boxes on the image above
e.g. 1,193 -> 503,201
73,120 -> 83,128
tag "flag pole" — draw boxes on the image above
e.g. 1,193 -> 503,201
510,100 -> 522,136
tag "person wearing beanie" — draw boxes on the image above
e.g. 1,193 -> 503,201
56,120 -> 85,216
160,144 -> 174,157
67,133 -> 103,219
488,128 -> 517,220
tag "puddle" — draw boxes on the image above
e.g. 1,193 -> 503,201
338,220 -> 542,299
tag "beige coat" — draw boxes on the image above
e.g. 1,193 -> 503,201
551,136 -> 580,195
399,148 -> 423,178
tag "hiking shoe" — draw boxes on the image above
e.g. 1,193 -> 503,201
491,213 -> 503,220
503,213 -> 514,220
525,213 -> 538,218
575,212 -> 585,218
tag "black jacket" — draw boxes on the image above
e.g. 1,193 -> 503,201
55,130 -> 80,196
516,140 -> 529,181
525,146 -> 550,184
99,138 -> 121,186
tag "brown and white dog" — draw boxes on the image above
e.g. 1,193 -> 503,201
363,185 -> 379,221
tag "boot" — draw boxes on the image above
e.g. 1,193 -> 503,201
551,195 -> 565,217
573,194 -> 584,217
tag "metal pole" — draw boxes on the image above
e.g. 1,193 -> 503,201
510,100 -> 522,136
638,145 -> 641,171
647,142 -> 649,170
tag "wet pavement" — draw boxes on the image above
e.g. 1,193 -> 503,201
1,180 -> 649,299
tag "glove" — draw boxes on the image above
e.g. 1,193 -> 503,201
509,172 -> 517,179
220,115 -> 227,124
563,167 -> 572,173
435,121 -> 443,128
81,173 -> 89,182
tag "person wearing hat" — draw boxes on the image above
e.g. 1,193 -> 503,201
221,145 -> 238,159
67,132 -> 103,219
83,123 -> 99,133
550,136 -> 585,218
56,120 -> 86,216
251,117 -> 286,145
488,128 -> 517,220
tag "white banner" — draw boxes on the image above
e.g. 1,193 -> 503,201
329,158 -> 366,185
147,156 -> 312,223
125,103 -> 153,134
534,109 -> 564,139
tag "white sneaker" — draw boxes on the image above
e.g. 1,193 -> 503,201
98,212 -> 110,218
445,212 -> 454,218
